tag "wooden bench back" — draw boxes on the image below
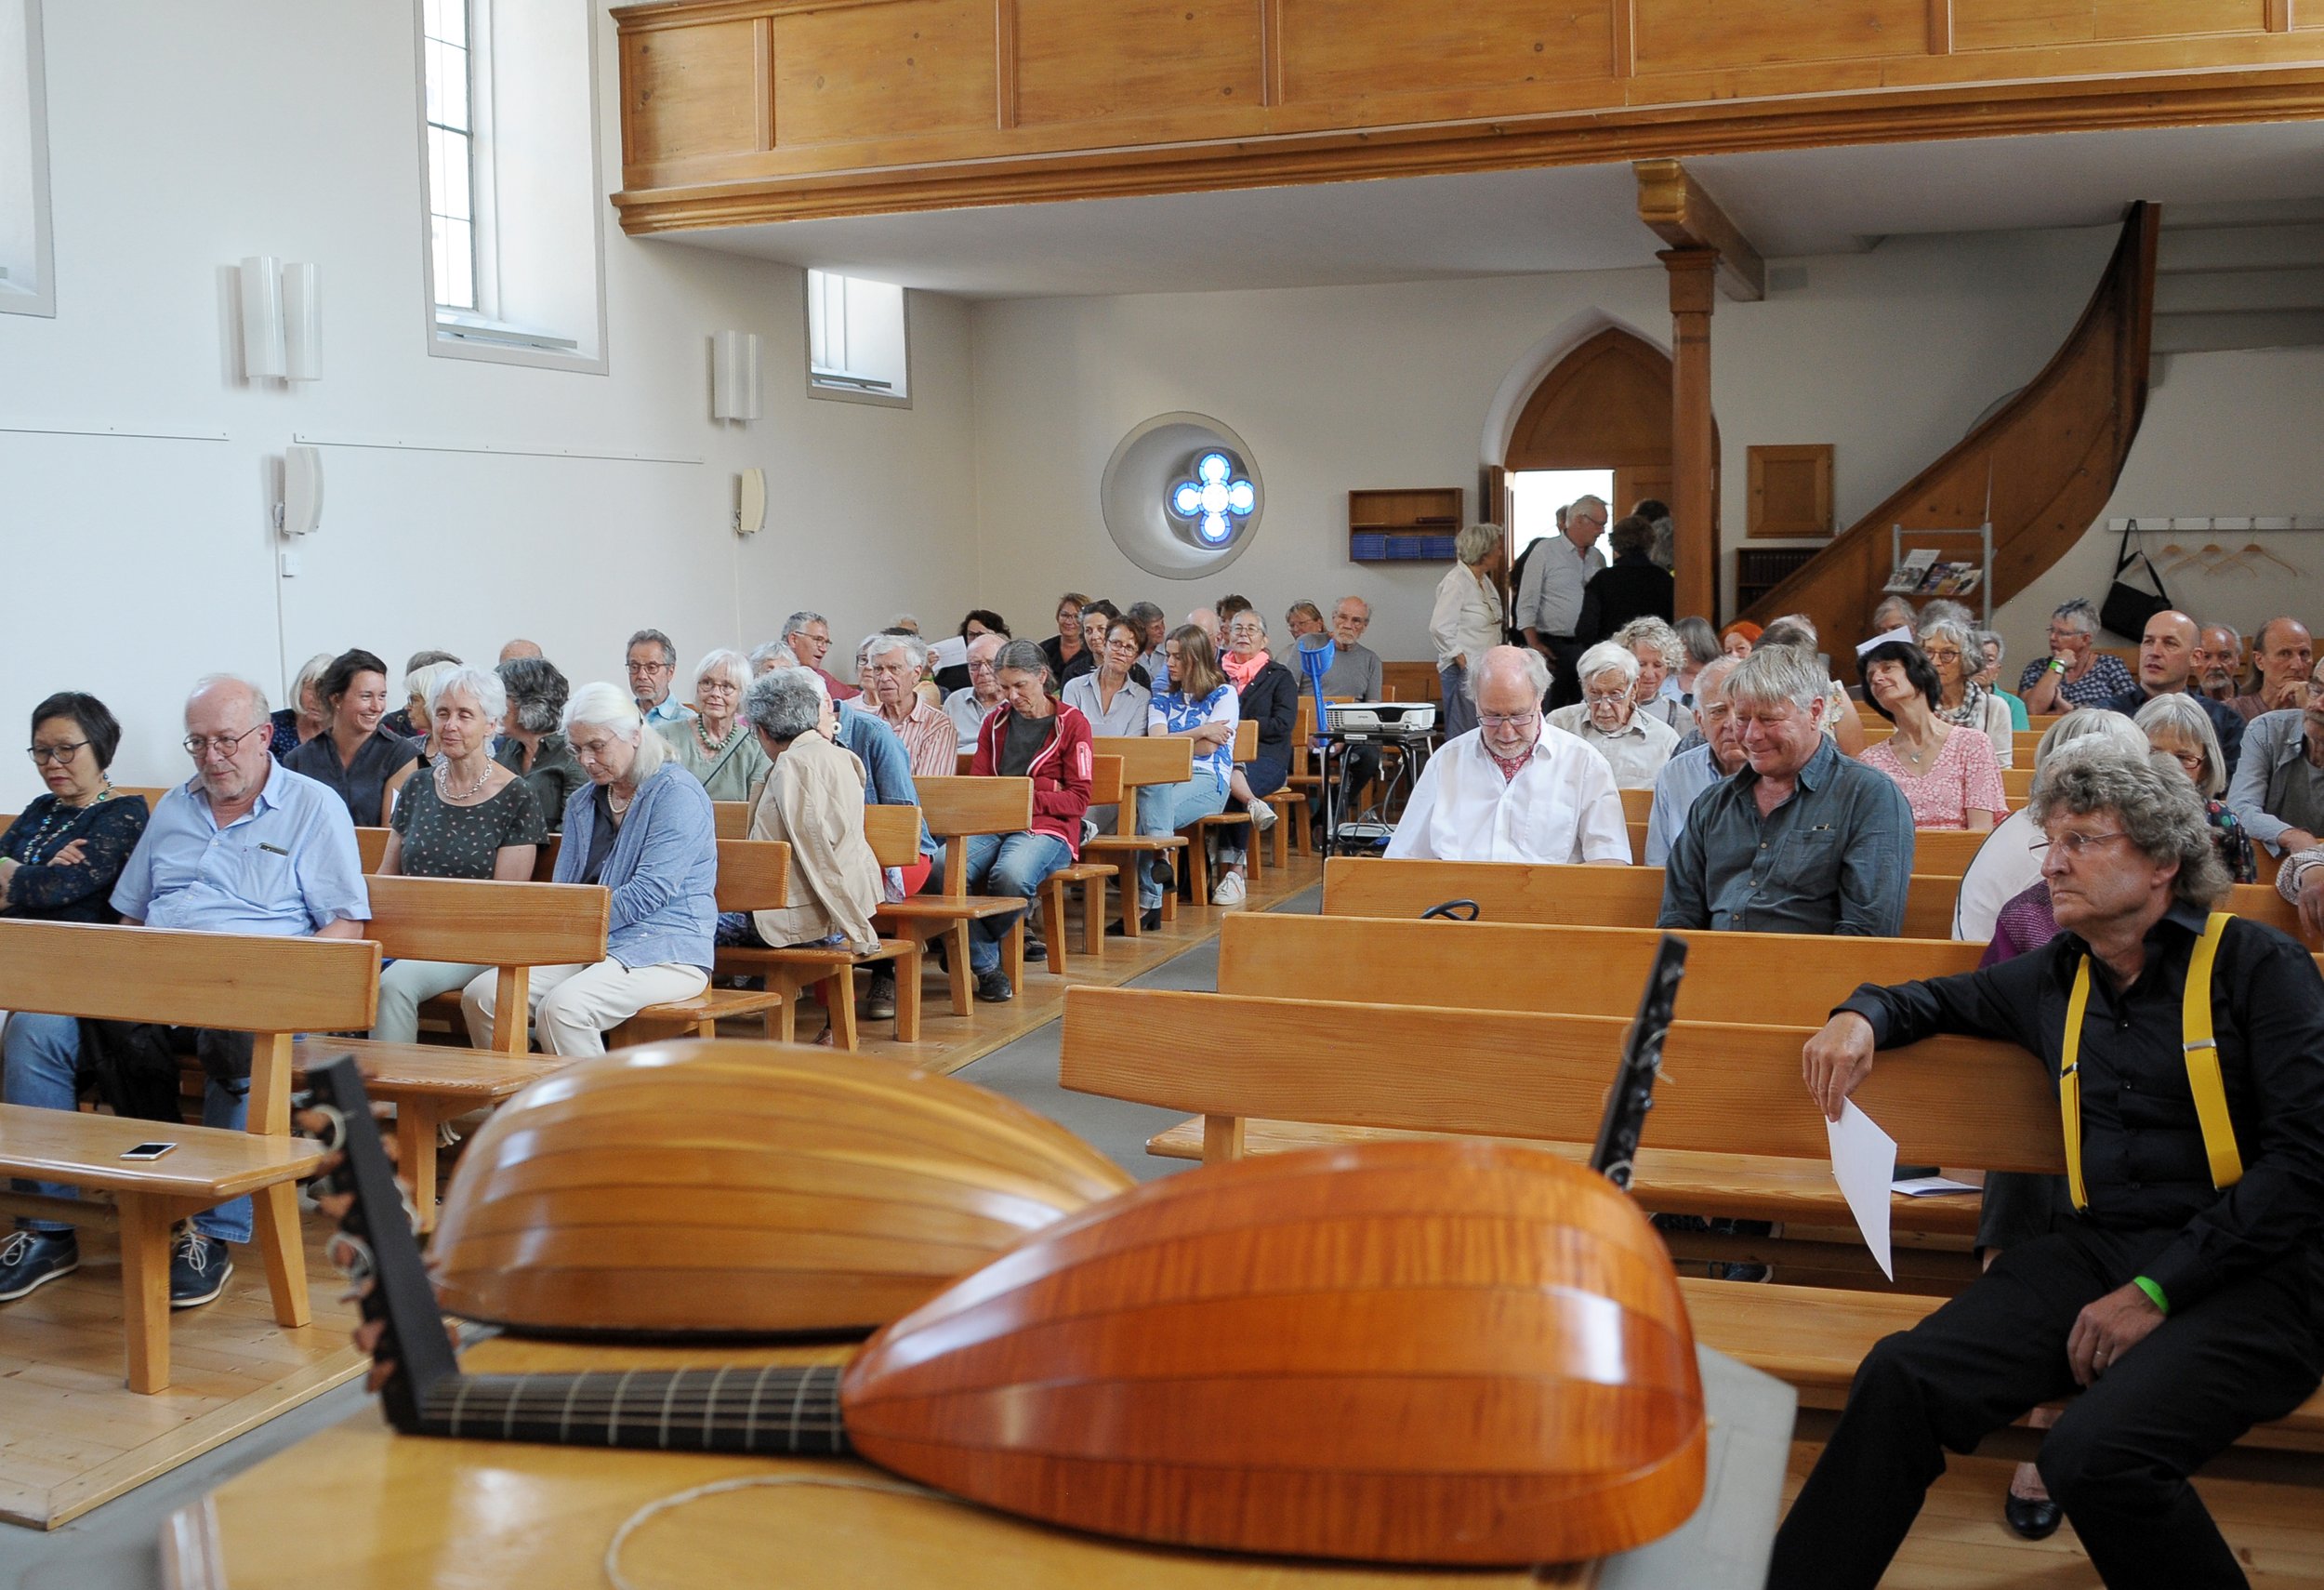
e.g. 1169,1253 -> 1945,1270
1321,857 -> 1961,940
1215,915 -> 1984,1027
2001,767 -> 2035,801
1910,828 -> 1989,876
1619,787 -> 1652,823
360,876 -> 608,965
715,838 -> 791,913
714,801 -> 751,840
914,775 -> 1034,839
0,920 -> 377,1034
1061,987 -> 2065,1173
2232,881 -> 2314,944
1096,735 -> 1193,789
1090,754 -> 1123,806
1232,718 -> 1257,761
357,826 -> 390,871
865,803 -> 925,868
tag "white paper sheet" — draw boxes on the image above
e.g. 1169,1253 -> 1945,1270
1824,1100 -> 1897,1280
1892,1175 -> 1980,1198
929,633 -> 969,670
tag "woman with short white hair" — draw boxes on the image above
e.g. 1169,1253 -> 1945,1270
1428,523 -> 1507,740
1546,641 -> 1679,788
665,647 -> 770,801
372,666 -> 548,1043
460,683 -> 717,1055
1613,616 -> 1689,733
2135,692 -> 2256,882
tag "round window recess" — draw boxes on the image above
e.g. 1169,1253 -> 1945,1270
1099,413 -> 1265,580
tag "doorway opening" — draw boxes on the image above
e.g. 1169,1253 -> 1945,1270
1509,469 -> 1614,562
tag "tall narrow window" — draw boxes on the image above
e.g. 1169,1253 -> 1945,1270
0,0 -> 56,319
423,0 -> 477,311
806,269 -> 910,405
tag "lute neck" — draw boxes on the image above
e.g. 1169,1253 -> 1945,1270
407,1363 -> 850,1456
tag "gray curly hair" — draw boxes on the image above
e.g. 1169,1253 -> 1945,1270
2028,742 -> 2231,909
1612,616 -> 1684,670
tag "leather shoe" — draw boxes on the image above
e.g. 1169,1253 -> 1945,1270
2003,1491 -> 2063,1541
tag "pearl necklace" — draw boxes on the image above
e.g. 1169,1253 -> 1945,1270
434,757 -> 493,802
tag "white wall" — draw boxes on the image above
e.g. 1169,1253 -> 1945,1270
967,227 -> 2123,664
0,1 -> 975,802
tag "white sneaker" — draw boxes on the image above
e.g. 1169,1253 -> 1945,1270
1251,801 -> 1277,832
1211,870 -> 1247,906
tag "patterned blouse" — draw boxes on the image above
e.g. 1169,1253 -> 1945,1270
389,774 -> 547,879
1148,683 -> 1240,793
2017,652 -> 2137,709
1858,723 -> 2008,829
0,792 -> 152,922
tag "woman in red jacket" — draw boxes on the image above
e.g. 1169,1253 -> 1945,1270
961,639 -> 1093,1002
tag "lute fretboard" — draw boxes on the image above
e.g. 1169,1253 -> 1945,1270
414,1363 -> 851,1454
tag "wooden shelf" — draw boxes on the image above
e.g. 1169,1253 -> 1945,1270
1349,487 -> 1462,564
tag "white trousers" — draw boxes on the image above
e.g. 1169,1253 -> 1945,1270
460,958 -> 709,1057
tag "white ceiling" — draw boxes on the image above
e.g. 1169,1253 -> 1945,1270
656,120 -> 2324,299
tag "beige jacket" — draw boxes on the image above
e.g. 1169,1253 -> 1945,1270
746,731 -> 881,952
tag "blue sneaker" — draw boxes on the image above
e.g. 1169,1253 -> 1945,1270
169,1231 -> 233,1308
0,1229 -> 78,1303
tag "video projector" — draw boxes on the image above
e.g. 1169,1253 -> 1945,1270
1323,701 -> 1437,740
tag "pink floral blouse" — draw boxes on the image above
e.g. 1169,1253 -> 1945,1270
1859,724 -> 2007,830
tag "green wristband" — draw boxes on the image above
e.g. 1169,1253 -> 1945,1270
2132,1275 -> 2171,1315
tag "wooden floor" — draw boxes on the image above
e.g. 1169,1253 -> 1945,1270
0,1212 -> 363,1530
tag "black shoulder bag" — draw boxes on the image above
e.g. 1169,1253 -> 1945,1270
2099,520 -> 2172,641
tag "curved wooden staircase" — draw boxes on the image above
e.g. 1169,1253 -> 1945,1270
1736,203 -> 2160,649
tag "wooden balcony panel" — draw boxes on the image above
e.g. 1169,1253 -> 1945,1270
609,0 -> 2324,230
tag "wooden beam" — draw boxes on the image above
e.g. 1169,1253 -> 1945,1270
1663,247 -> 1720,623
1633,158 -> 1766,303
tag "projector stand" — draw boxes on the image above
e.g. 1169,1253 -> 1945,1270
1316,728 -> 1433,859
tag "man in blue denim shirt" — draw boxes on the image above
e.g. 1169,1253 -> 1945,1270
0,676 -> 368,1311
1658,644 -> 1914,936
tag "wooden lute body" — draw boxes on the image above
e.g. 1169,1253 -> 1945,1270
319,1051 -> 1706,1566
427,1040 -> 1132,1335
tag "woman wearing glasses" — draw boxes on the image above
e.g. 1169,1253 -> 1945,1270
2,694 -> 151,925
1918,616 -> 2014,768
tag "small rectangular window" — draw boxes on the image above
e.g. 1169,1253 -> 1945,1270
806,269 -> 910,406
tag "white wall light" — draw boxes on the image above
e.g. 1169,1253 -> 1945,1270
237,258 -> 322,382
712,330 -> 761,422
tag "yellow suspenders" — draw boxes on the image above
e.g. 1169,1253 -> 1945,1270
2058,910 -> 2242,1211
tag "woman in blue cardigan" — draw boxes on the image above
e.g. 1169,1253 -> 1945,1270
458,682 -> 717,1055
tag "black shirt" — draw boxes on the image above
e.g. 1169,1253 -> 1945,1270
581,786 -> 621,884
1039,635 -> 1087,682
1577,551 -> 1676,645
998,710 -> 1056,777
2097,685 -> 2246,784
0,793 -> 151,922
1838,903 -> 2324,1309
284,727 -> 421,828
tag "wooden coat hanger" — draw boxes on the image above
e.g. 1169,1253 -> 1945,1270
2240,539 -> 2300,575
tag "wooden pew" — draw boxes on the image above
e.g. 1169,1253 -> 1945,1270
1081,736 -> 1195,930
1908,828 -> 1993,877
0,921 -> 376,1392
2001,766 -> 2034,802
878,776 -> 1035,1011
1033,755 -> 1120,974
713,806 -> 924,1051
288,874 -> 607,1228
1058,986 -> 2324,1451
1322,857 -> 1963,942
1619,787 -> 1654,823
617,838 -> 793,1042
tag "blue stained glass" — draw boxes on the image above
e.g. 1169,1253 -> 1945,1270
1167,450 -> 1256,549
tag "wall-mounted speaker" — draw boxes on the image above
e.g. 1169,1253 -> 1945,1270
281,444 -> 324,537
1099,412 -> 1265,580
735,468 -> 766,537
713,330 -> 761,421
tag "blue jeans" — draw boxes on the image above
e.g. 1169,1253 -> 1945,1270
4,1014 -> 253,1243
945,831 -> 1072,974
1136,774 -> 1229,908
1439,663 -> 1477,739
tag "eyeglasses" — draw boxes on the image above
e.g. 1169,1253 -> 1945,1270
1582,689 -> 1631,706
2029,829 -> 2129,859
1479,710 -> 1539,731
1921,647 -> 1962,664
967,661 -> 997,677
627,660 -> 672,676
26,740 -> 90,765
183,724 -> 268,759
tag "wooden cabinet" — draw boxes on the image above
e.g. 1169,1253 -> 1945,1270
1747,444 -> 1834,537
1349,487 -> 1462,563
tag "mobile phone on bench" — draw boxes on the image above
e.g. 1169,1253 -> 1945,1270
120,1142 -> 177,1160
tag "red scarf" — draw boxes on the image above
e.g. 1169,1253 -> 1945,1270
1221,648 -> 1269,691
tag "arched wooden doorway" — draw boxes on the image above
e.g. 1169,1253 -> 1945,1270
1496,327 -> 1718,596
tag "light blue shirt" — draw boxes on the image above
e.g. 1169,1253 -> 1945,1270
1644,742 -> 1728,868
642,697 -> 693,730
837,701 -> 939,858
111,764 -> 369,934
554,762 -> 716,970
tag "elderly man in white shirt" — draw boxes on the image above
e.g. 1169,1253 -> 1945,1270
1386,645 -> 1629,865
1516,495 -> 1607,709
1547,642 -> 1681,789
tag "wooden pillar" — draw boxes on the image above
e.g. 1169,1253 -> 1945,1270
1661,247 -> 1719,622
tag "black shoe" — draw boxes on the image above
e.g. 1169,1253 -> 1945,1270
1140,908 -> 1162,932
973,971 -> 1013,1003
1023,936 -> 1047,961
861,967 -> 897,1021
2003,1491 -> 2063,1541
1105,917 -> 1130,937
1710,1262 -> 1772,1283
930,937 -> 948,973
169,1231 -> 233,1308
1150,858 -> 1174,892
0,1230 -> 78,1303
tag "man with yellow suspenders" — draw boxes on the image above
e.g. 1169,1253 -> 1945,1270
1772,745 -> 2324,1590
